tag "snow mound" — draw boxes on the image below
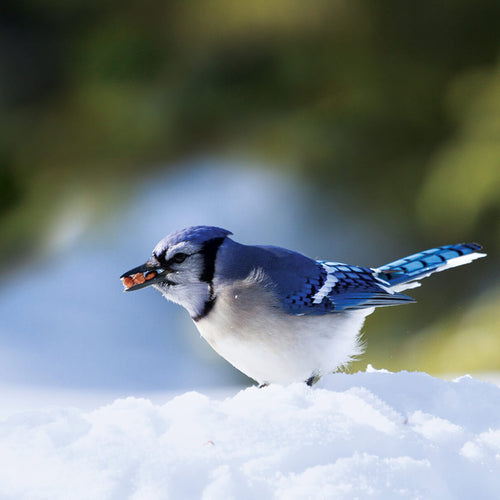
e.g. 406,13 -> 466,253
2,369 -> 500,499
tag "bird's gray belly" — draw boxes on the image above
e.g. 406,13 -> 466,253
195,288 -> 371,384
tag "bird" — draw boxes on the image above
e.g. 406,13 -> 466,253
120,226 -> 486,386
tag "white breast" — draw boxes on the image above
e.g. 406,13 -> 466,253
195,269 -> 373,385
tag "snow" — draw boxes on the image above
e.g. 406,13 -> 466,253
2,368 -> 500,499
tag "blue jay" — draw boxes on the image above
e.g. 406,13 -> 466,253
121,226 -> 486,386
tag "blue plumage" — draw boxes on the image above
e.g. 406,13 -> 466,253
280,261 -> 414,315
376,243 -> 482,286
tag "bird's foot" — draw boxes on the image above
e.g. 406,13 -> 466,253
306,374 -> 321,386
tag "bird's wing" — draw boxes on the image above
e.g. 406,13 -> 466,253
256,246 -> 413,315
278,260 -> 414,314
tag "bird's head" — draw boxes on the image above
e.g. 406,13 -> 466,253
120,226 -> 232,319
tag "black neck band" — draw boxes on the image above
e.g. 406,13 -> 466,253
199,237 -> 225,283
193,237 -> 225,322
193,294 -> 216,322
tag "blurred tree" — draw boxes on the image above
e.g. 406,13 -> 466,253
418,64 -> 500,240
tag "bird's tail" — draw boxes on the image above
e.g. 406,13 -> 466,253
375,243 -> 486,292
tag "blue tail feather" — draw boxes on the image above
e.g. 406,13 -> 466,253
376,243 -> 484,287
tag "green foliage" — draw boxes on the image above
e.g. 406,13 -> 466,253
418,65 -> 500,238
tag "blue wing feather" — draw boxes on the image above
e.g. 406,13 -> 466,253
280,261 -> 414,315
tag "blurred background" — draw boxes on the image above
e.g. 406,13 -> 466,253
1,0 -> 499,393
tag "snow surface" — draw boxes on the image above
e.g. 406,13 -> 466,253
2,368 -> 500,500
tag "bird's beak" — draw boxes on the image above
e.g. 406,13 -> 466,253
120,260 -> 168,292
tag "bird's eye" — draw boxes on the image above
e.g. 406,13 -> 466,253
172,252 -> 188,264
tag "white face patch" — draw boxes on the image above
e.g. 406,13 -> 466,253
153,251 -> 210,318
163,252 -> 205,287
312,263 -> 339,304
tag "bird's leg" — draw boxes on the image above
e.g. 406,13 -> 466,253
258,383 -> 269,389
306,374 -> 320,387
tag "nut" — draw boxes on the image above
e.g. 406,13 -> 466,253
133,273 -> 146,285
122,276 -> 134,288
145,271 -> 158,281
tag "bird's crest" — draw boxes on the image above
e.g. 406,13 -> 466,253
153,226 -> 232,255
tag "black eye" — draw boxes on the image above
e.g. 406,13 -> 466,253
172,252 -> 188,264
